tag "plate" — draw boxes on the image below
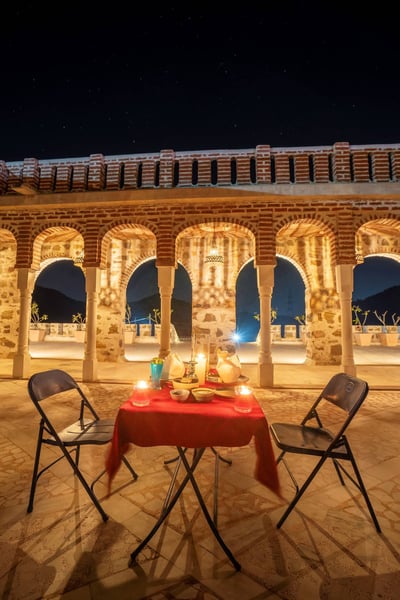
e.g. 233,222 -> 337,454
217,375 -> 249,386
214,388 -> 236,398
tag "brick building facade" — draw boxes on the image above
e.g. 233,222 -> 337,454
1,141 -> 399,386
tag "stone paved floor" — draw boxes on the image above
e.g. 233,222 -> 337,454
1,361 -> 400,599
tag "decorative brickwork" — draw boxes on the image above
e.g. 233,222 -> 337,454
0,142 -> 399,382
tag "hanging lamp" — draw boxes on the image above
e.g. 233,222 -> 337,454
204,224 -> 224,264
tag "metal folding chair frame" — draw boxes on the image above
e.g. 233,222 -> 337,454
270,372 -> 381,533
27,369 -> 138,522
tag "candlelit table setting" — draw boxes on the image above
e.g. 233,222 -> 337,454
105,354 -> 281,571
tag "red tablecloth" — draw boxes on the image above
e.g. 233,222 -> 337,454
106,384 -> 281,497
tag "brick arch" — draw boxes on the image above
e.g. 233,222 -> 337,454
275,215 -> 335,238
173,217 -> 257,239
30,225 -> 83,271
356,218 -> 400,261
275,216 -> 337,265
99,221 -> 156,269
120,254 -> 156,291
0,225 -> 18,241
176,220 -> 256,281
353,215 -> 400,231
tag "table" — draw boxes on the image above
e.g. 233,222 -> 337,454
105,383 -> 280,570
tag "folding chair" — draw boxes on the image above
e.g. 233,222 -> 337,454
270,372 -> 381,532
27,368 -> 138,522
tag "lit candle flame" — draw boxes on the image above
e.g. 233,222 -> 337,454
136,380 -> 149,389
237,385 -> 251,395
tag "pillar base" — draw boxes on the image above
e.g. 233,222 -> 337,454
82,358 -> 98,382
257,362 -> 274,388
12,352 -> 31,379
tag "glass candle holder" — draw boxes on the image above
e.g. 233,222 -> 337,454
132,380 -> 150,406
233,384 -> 253,413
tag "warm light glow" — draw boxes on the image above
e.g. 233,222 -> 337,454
195,352 -> 207,385
205,247 -> 224,263
136,380 -> 149,389
236,385 -> 252,396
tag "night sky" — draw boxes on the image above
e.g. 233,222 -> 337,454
1,6 -> 400,162
6,6 -> 400,307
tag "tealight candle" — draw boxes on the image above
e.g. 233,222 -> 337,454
233,384 -> 253,413
132,380 -> 150,406
195,352 -> 207,385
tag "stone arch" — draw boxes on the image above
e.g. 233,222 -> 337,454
356,218 -> 400,261
99,220 -> 157,270
31,225 -> 84,271
174,220 -> 256,357
176,220 -> 255,280
99,222 -> 157,304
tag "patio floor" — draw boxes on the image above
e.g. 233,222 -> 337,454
0,342 -> 399,598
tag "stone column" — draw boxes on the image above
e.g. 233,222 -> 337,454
158,265 -> 175,358
82,266 -> 100,382
336,264 -> 356,376
13,268 -> 35,378
256,265 -> 274,387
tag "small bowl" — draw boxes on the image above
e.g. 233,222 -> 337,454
191,387 -> 215,403
170,388 -> 190,402
172,378 -> 199,390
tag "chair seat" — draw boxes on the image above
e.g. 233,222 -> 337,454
270,422 -> 345,456
51,418 -> 115,445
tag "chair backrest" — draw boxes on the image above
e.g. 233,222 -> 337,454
28,369 -> 99,424
28,369 -> 80,403
321,372 -> 369,416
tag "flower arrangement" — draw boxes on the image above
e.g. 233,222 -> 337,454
253,308 -> 278,324
31,302 -> 48,329
373,310 -> 388,330
295,314 -> 306,326
392,313 -> 400,326
149,308 -> 161,325
373,310 -> 400,331
125,303 -> 133,324
352,305 -> 370,330
72,312 -> 86,330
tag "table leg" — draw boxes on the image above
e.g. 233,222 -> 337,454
163,448 -> 232,520
129,447 -> 241,571
172,448 -> 241,571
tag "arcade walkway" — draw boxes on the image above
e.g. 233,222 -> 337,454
21,338 -> 400,389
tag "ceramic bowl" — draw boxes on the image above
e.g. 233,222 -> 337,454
191,387 -> 214,403
170,388 -> 190,402
172,378 -> 199,390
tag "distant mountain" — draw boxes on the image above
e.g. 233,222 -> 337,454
127,294 -> 192,339
353,285 -> 400,325
32,286 -> 85,322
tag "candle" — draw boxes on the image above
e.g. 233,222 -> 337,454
132,379 -> 150,406
233,384 -> 253,413
195,352 -> 207,385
